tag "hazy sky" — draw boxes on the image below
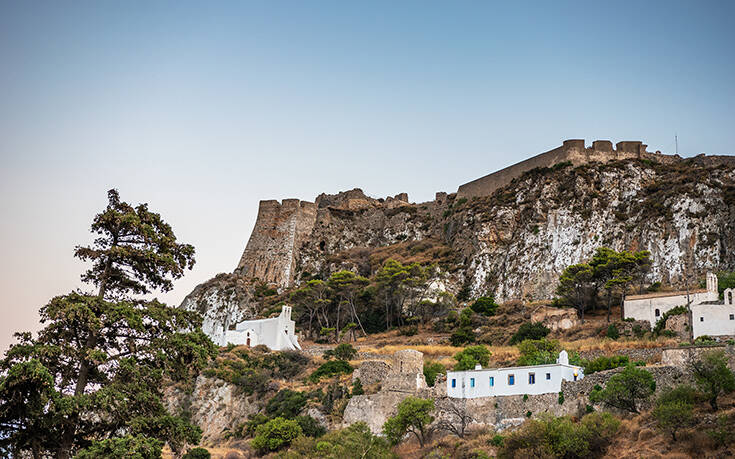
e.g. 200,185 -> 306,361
1,1 -> 734,353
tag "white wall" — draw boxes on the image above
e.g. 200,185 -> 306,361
446,364 -> 583,399
691,304 -> 735,338
624,291 -> 718,329
218,306 -> 301,350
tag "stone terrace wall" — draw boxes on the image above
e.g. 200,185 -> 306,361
456,139 -> 675,199
661,344 -> 735,370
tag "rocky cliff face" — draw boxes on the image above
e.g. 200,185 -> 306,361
182,156 -> 735,322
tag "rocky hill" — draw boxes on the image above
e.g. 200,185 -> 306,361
181,140 -> 735,334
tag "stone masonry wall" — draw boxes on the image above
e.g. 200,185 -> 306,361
456,139 -> 678,199
234,199 -> 317,288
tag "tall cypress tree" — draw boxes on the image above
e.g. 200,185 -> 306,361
0,189 -> 217,459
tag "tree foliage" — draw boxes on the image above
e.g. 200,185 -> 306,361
453,345 -> 491,371
589,365 -> 656,413
251,417 -> 302,453
0,190 -> 216,459
653,386 -> 696,441
498,412 -> 620,459
689,350 -> 735,411
423,361 -> 445,387
382,397 -> 435,447
509,322 -> 550,345
279,422 -> 396,459
555,247 -> 651,321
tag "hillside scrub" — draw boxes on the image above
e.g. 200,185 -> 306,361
498,412 -> 620,459
590,365 -> 656,413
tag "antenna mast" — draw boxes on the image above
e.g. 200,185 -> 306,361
675,133 -> 678,155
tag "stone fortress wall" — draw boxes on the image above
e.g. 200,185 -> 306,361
456,139 -> 680,199
234,189 -> 411,289
234,199 -> 318,287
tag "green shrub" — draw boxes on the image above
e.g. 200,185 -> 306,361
606,324 -> 620,339
399,325 -> 418,336
453,346 -> 491,371
284,422 -> 394,458
450,327 -> 475,346
589,365 -> 655,413
309,360 -> 353,382
694,335 -> 717,345
261,350 -> 310,379
244,413 -> 270,437
489,434 -> 504,447
470,297 -> 499,316
509,322 -> 550,345
583,355 -> 629,375
558,392 -> 564,405
182,447 -> 210,459
265,389 -> 307,419
351,378 -> 365,396
295,415 -> 326,438
498,412 -> 619,459
382,397 -> 435,447
323,343 -> 357,361
526,411 -> 532,418
423,361 -> 445,387
653,400 -> 693,441
251,417 -> 302,453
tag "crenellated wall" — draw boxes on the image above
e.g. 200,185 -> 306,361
456,139 -> 679,198
234,199 -> 317,288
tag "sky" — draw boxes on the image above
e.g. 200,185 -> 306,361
1,0 -> 734,353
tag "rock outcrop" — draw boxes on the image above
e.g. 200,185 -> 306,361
182,140 -> 735,328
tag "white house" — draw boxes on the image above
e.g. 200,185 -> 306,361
217,305 -> 301,351
691,288 -> 735,339
624,272 -> 719,328
446,351 -> 583,399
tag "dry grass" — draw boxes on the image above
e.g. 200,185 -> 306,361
561,337 -> 678,353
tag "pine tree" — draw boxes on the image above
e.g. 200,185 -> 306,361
0,189 -> 217,459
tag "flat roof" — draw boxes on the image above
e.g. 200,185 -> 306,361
447,363 -> 582,374
626,289 -> 707,300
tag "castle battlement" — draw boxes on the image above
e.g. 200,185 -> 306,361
456,139 -> 670,199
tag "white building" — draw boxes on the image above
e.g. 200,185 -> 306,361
446,351 -> 583,399
691,288 -> 735,339
217,305 -> 301,351
624,272 -> 719,328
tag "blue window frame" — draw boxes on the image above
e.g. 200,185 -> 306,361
470,378 -> 475,388
451,378 -> 456,388
529,373 -> 535,384
546,373 -> 551,380
508,374 -> 515,385
489,376 -> 494,387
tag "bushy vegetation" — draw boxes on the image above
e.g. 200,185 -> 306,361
203,347 -> 309,395
555,247 -> 652,321
449,308 -> 478,346
323,343 -> 357,361
279,422 -> 395,458
509,322 -> 550,345
182,447 -> 211,459
589,365 -> 655,413
582,355 -> 630,375
309,359 -> 353,382
498,412 -> 620,459
653,385 -> 697,441
423,361 -> 446,387
251,417 -> 302,453
689,350 -> 735,411
291,258 -> 442,340
266,389 -> 308,419
516,339 -> 580,366
453,345 -> 491,371
383,397 -> 435,447
470,296 -> 499,316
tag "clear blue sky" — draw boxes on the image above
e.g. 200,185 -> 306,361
1,0 -> 734,351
